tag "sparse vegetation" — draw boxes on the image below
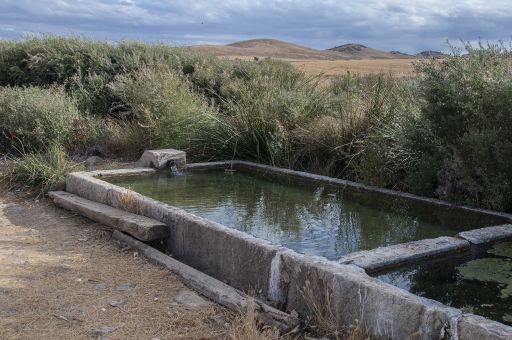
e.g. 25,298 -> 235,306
0,86 -> 80,154
1,144 -> 82,195
0,35 -> 511,214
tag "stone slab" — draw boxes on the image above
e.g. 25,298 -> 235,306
457,224 -> 512,245
337,237 -> 470,273
458,314 -> 512,340
136,149 -> 186,169
48,191 -> 168,241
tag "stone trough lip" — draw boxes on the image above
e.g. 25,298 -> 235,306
63,159 -> 512,339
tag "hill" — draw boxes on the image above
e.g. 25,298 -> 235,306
327,43 -> 413,59
187,39 -> 345,60
416,50 -> 446,58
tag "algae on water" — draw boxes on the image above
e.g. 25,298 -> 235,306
488,242 -> 512,258
457,258 -> 512,298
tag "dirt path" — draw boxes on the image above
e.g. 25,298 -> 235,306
0,194 -> 240,339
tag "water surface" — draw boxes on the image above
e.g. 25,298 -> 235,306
376,243 -> 512,326
107,168 -> 466,259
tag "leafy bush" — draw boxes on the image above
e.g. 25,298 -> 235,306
110,67 -> 219,151
1,144 -> 81,194
0,86 -> 80,153
0,35 -> 208,116
410,43 -> 512,210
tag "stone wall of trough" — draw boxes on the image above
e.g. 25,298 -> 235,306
65,165 -> 512,340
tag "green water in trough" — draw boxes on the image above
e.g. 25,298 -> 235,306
106,167 -> 494,259
376,242 -> 512,326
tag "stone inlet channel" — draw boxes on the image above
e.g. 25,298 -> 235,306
49,149 -> 512,339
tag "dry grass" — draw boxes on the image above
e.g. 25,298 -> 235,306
299,279 -> 371,340
219,56 -> 417,77
300,279 -> 343,339
118,186 -> 139,214
0,192 -> 280,339
289,59 -> 418,77
226,302 -> 280,340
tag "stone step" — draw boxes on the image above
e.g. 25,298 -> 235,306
48,191 -> 168,241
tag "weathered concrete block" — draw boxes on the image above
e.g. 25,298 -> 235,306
337,236 -> 470,273
280,251 -> 461,340
136,149 -> 186,169
458,314 -> 512,340
166,214 -> 281,295
457,224 -> 512,245
48,191 -> 168,241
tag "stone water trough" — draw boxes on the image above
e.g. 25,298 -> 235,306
49,149 -> 512,339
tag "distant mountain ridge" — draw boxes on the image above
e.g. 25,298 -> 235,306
187,38 -> 344,60
327,43 -> 412,59
416,50 -> 447,58
186,39 -> 444,60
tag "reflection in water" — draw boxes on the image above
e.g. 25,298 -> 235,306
107,168 -> 457,259
376,245 -> 512,326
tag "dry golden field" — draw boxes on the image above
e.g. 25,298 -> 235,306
289,58 -> 418,77
188,39 -> 419,77
221,56 -> 418,77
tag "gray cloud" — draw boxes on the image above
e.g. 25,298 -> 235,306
0,0 -> 510,53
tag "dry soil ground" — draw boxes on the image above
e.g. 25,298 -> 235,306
0,191 -> 263,339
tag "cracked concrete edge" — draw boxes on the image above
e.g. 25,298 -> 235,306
457,224 -> 512,245
277,249 -> 464,339
337,236 -> 470,273
457,314 -> 512,340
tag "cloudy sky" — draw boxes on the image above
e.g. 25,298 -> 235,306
0,0 -> 510,53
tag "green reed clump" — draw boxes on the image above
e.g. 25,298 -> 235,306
205,59 -> 329,165
289,73 -> 420,180
110,66 -> 220,151
1,143 -> 82,195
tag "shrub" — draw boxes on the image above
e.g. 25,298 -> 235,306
290,73 -> 420,179
210,60 -> 328,165
0,86 -> 80,154
0,35 -> 208,116
100,120 -> 149,161
410,42 -> 512,210
1,144 -> 81,195
349,75 -> 421,188
110,67 -> 219,151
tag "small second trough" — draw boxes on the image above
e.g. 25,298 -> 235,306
51,149 -> 512,339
